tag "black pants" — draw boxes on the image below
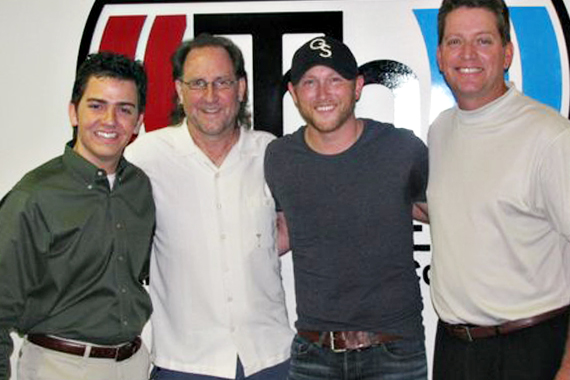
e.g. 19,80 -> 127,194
433,309 -> 569,380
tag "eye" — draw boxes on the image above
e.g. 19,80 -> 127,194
189,79 -> 207,90
301,78 -> 316,87
214,78 -> 235,89
477,36 -> 493,45
329,76 -> 344,85
446,38 -> 461,47
88,102 -> 102,110
119,106 -> 134,115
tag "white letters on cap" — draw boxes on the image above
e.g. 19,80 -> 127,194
309,38 -> 332,58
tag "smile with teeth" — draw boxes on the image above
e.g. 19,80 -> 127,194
316,105 -> 334,112
458,67 -> 482,73
96,131 -> 118,139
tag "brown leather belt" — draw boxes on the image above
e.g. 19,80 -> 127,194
27,334 -> 142,362
442,305 -> 570,342
298,330 -> 402,352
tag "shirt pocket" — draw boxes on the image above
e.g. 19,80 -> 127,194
244,195 -> 276,251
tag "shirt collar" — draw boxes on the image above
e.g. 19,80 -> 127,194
177,119 -> 260,158
63,141 -> 128,186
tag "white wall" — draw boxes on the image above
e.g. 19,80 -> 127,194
0,0 -> 95,197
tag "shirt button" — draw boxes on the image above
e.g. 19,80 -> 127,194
121,288 -> 127,293
118,255 -> 124,261
220,234 -> 226,240
123,320 -> 128,326
87,185 -> 93,190
116,223 -> 122,229
97,171 -> 104,177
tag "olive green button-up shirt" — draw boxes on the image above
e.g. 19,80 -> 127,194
0,144 -> 155,379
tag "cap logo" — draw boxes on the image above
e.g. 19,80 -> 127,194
309,38 -> 332,58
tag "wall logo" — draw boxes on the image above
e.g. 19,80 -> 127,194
79,0 -> 570,140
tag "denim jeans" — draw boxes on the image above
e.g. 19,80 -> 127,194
289,334 -> 427,380
150,357 -> 289,380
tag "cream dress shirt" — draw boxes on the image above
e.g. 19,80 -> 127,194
125,124 -> 293,378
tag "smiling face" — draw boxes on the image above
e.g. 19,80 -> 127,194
175,46 -> 246,141
288,65 -> 363,135
437,6 -> 513,110
70,76 -> 143,173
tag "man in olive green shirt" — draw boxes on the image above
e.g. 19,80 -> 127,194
0,52 -> 155,380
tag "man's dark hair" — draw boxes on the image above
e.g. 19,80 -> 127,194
71,52 -> 148,112
438,0 -> 511,46
170,33 -> 251,128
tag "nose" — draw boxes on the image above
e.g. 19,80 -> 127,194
203,83 -> 219,102
102,107 -> 117,126
460,41 -> 476,59
316,81 -> 330,99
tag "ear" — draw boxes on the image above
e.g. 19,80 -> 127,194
354,75 -> 365,101
68,102 -> 78,127
436,46 -> 443,73
238,77 -> 247,103
134,113 -> 144,134
503,42 -> 514,71
287,82 -> 298,106
174,80 -> 184,105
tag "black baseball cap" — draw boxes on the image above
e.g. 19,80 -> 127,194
290,36 -> 358,85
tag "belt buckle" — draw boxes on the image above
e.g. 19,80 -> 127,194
329,332 -> 347,353
460,326 -> 474,342
115,342 -> 131,362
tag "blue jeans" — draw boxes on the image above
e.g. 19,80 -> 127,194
150,357 -> 289,380
289,334 -> 427,380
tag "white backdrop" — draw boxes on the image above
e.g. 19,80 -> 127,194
1,1 -> 569,379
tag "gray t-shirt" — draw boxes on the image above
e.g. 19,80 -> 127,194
265,119 -> 428,339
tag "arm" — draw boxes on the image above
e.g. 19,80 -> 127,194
0,192 -> 29,380
413,202 -> 429,223
541,131 -> 570,379
555,344 -> 570,380
276,211 -> 290,256
409,133 -> 429,224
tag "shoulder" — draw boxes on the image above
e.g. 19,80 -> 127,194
125,126 -> 184,164
124,160 -> 151,183
516,92 -> 570,134
242,128 -> 277,151
129,126 -> 183,149
267,127 -> 303,154
1,155 -> 65,214
428,107 -> 455,142
363,118 -> 425,147
14,155 -> 65,194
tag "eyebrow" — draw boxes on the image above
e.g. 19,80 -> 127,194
86,98 -> 137,108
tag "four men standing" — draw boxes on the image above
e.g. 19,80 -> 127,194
2,1 -> 570,379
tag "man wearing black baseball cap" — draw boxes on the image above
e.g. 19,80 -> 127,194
265,36 -> 429,379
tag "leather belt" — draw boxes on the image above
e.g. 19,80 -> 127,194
27,334 -> 142,362
298,330 -> 402,352
442,305 -> 570,342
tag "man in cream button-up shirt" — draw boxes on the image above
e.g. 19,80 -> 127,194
125,34 -> 293,380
